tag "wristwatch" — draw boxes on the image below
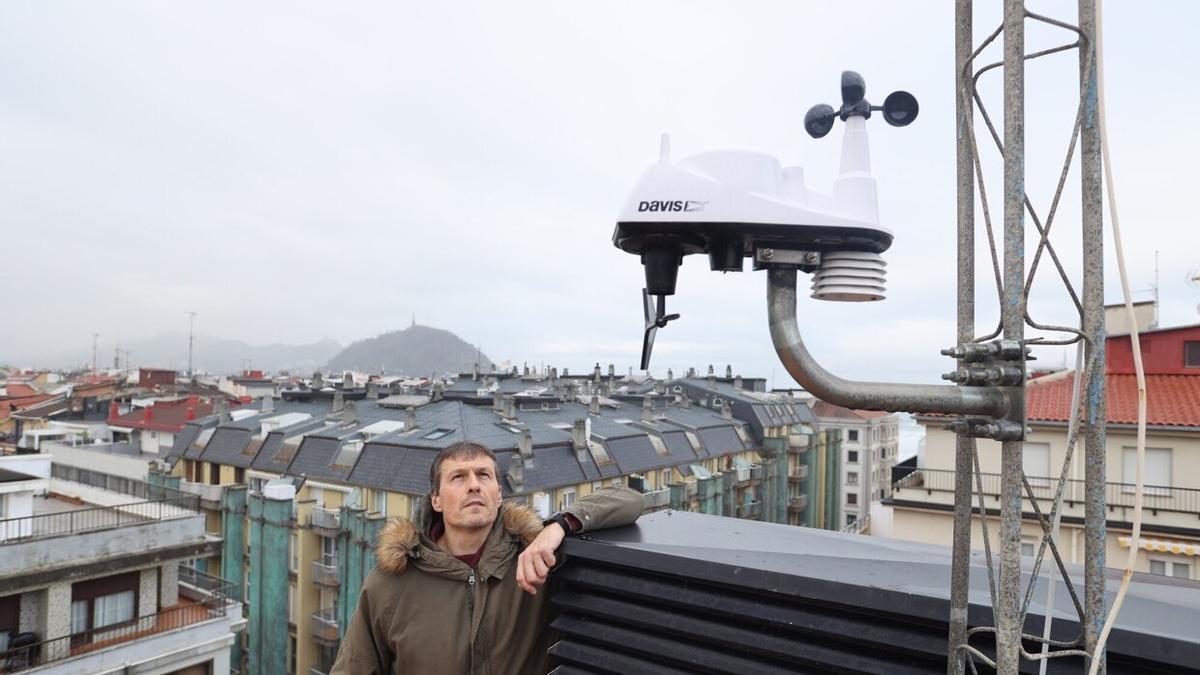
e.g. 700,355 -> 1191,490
544,512 -> 575,536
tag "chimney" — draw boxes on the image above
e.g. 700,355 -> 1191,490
404,406 -> 417,431
571,419 -> 590,464
143,405 -> 154,422
593,363 -> 601,381
262,395 -> 274,412
687,367 -> 696,378
107,400 -> 119,421
707,364 -> 714,376
734,375 -> 743,390
333,391 -> 345,413
608,364 -> 615,378
216,397 -> 231,423
708,374 -> 717,390
589,391 -> 600,415
654,380 -> 666,395
506,454 -> 525,492
512,366 -> 519,376
721,400 -> 733,422
312,371 -> 323,389
550,367 -> 558,383
473,363 -> 480,381
367,382 -> 379,399
680,394 -> 691,410
492,392 -> 503,412
502,395 -> 517,420
667,368 -> 674,381
523,364 -> 530,376
518,428 -> 534,464
641,396 -> 655,422
343,401 -> 358,425
432,382 -> 444,402
725,364 -> 733,378
185,405 -> 195,421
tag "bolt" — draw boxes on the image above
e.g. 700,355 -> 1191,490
941,371 -> 961,382
941,347 -> 962,358
804,251 -> 818,263
761,248 -> 775,260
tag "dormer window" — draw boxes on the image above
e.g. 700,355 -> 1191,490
1185,341 -> 1200,368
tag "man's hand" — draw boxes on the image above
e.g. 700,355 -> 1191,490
516,522 -> 566,595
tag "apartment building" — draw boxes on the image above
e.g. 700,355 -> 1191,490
809,402 -> 899,532
878,320 -> 1200,580
0,452 -> 242,674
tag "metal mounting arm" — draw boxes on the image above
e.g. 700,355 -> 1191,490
767,266 -> 1011,417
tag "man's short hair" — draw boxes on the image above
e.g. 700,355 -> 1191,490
429,441 -> 500,494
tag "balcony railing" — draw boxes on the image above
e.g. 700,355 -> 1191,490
311,608 -> 340,644
749,465 -> 765,484
312,560 -> 340,587
893,467 -> 1200,514
0,602 -> 226,671
178,563 -> 243,606
734,466 -> 751,486
788,494 -> 808,511
52,464 -> 194,504
179,480 -> 225,503
310,507 -> 341,532
642,488 -> 670,510
788,465 -> 809,481
842,514 -> 870,534
0,496 -> 199,544
737,500 -> 762,519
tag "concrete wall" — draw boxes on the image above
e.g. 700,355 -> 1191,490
3,516 -> 206,589
44,442 -> 151,479
18,589 -> 45,634
139,567 -> 158,617
160,563 -> 179,607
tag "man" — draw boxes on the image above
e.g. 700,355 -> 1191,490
332,440 -> 643,674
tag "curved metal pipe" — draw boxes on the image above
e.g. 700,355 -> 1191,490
767,266 -> 1011,417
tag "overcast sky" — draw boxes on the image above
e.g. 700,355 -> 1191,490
2,1 -> 1197,385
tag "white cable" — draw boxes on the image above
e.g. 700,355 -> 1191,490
1038,341 -> 1085,675
1087,0 -> 1149,672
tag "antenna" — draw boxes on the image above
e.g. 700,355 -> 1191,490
92,333 -> 99,372
186,311 -> 197,386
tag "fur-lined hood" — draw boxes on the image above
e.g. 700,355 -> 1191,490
375,498 -> 543,575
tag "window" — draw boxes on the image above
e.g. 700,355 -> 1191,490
660,469 -> 671,488
847,450 -> 859,464
592,481 -> 603,492
250,477 -> 265,493
1122,447 -> 1172,494
1186,341 -> 1200,368
1022,442 -> 1051,487
847,429 -> 859,442
847,471 -> 858,486
1021,538 -> 1037,557
560,488 -> 576,511
847,492 -> 858,505
1149,559 -> 1191,579
374,490 -> 387,516
846,514 -> 856,526
290,531 -> 299,571
321,535 -> 337,566
421,428 -> 453,440
234,466 -> 245,484
70,572 -> 139,642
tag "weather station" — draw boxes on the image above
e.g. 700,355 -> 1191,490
613,71 -> 1026,442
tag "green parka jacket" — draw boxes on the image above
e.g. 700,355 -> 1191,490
331,486 -> 643,675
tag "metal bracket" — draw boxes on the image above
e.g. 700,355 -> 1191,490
753,247 -> 821,272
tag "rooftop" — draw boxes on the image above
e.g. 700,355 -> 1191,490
1026,373 -> 1200,428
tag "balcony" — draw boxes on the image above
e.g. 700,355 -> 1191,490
642,488 -> 670,510
0,601 -> 235,672
312,560 -> 340,587
310,506 -> 341,535
890,467 -> 1200,531
789,465 -> 809,482
749,465 -> 765,485
0,495 -> 200,544
311,608 -> 340,645
842,514 -> 870,535
179,480 -> 225,506
788,494 -> 808,511
734,466 -> 751,487
736,500 -> 762,520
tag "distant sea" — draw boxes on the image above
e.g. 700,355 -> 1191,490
897,413 -> 924,461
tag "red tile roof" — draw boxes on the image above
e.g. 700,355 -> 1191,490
1026,373 -> 1200,428
109,397 -> 214,433
1,384 -> 39,398
0,395 -> 55,421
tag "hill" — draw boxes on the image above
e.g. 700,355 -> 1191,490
324,324 -> 492,376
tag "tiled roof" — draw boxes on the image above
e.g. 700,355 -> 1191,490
109,398 -> 215,432
810,400 -> 881,422
1026,373 -> 1200,428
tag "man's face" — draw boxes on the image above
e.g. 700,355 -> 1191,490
430,455 -> 502,531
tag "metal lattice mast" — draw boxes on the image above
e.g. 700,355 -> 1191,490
946,1 -> 1108,671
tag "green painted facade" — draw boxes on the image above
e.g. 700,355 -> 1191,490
336,506 -> 386,636
247,492 -> 292,675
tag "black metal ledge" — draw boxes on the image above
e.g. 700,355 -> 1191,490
552,511 -> 1200,673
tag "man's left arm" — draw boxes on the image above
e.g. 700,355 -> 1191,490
516,486 -> 643,595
